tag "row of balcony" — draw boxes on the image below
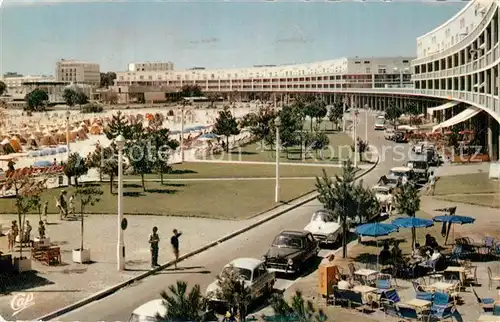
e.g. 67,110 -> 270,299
413,2 -> 498,65
413,43 -> 500,80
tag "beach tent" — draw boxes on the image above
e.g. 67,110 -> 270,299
90,123 -> 102,135
9,137 -> 22,152
27,135 -> 39,148
0,138 -> 15,155
13,135 -> 27,145
40,134 -> 57,147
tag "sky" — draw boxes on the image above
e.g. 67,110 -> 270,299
0,0 -> 466,75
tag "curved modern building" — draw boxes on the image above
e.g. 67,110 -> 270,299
113,0 -> 500,160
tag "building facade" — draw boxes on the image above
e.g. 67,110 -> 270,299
128,61 -> 174,72
1,74 -> 55,96
55,59 -> 100,86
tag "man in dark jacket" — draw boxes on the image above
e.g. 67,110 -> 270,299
170,229 -> 182,269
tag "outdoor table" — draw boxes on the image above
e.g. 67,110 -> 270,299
430,281 -> 455,292
403,298 -> 432,313
353,285 -> 378,305
354,269 -> 378,285
477,315 -> 500,321
444,266 -> 466,283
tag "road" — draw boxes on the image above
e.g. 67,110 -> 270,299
57,110 -> 411,321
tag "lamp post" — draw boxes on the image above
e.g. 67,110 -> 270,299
115,135 -> 126,271
274,116 -> 281,203
353,109 -> 359,169
364,104 -> 369,142
180,102 -> 185,162
65,110 -> 71,160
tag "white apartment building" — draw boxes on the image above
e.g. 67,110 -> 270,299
56,59 -> 100,86
1,74 -> 55,95
128,61 -> 174,72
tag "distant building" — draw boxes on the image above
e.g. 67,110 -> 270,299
128,61 -> 174,72
1,74 -> 55,96
55,59 -> 100,86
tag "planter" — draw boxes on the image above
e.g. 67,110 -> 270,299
72,248 -> 91,264
13,257 -> 32,273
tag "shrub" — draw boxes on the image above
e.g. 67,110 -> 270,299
81,103 -> 104,113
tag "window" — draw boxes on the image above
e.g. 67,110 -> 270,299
364,61 -> 370,64
378,68 -> 386,74
355,61 -> 361,64
460,18 -> 465,28
366,68 -> 371,73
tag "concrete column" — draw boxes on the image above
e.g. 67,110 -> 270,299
488,115 -> 494,160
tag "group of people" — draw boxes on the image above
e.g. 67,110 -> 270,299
379,241 -> 403,265
6,219 -> 46,252
148,227 -> 182,269
57,190 -> 76,220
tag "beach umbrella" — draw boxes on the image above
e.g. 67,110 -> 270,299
392,217 -> 434,250
355,223 -> 399,268
433,207 -> 475,244
198,133 -> 219,141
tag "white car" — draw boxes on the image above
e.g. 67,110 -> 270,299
304,210 -> 341,245
129,299 -> 166,322
374,119 -> 385,130
206,258 -> 275,304
388,166 -> 416,183
372,185 -> 393,209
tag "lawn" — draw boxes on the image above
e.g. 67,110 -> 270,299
216,132 -> 360,163
0,180 -> 317,220
138,162 -> 342,179
434,173 -> 500,195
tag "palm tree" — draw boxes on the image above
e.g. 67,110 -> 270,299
394,182 -> 421,250
315,160 -> 358,258
268,291 -> 327,322
157,281 -> 207,322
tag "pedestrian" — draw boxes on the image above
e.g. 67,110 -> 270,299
170,229 -> 182,269
42,201 -> 49,224
38,220 -> 46,239
149,226 -> 160,268
427,171 -> 437,196
58,190 -> 68,219
24,220 -> 32,243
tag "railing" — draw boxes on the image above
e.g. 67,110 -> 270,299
413,2 -> 498,65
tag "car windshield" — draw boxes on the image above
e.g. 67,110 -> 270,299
375,120 -> 385,125
222,266 -> 252,281
408,161 -> 426,169
312,212 -> 331,222
389,171 -> 408,177
129,314 -> 156,322
273,235 -> 303,249
374,189 -> 388,195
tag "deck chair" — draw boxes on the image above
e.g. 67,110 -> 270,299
382,302 -> 400,320
398,306 -> 419,321
487,267 -> 500,289
472,286 -> 495,312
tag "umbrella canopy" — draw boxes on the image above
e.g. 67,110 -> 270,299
198,133 -> 219,141
433,215 -> 475,224
392,217 -> 434,228
355,223 -> 399,237
33,160 -> 53,167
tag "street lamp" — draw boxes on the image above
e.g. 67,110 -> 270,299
274,116 -> 281,203
353,109 -> 359,169
364,104 -> 369,143
115,134 -> 126,271
180,102 -> 185,162
65,109 -> 71,160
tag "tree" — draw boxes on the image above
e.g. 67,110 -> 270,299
75,186 -> 102,252
63,153 -> 88,186
350,137 -> 370,162
100,72 -> 117,88
311,131 -> 329,159
328,102 -> 343,130
81,102 -> 104,113
276,104 -> 303,156
268,291 -> 327,322
101,90 -> 118,104
394,182 -> 421,250
241,106 -> 277,149
126,139 -> 153,192
62,88 -> 87,108
148,128 -> 179,184
385,101 -> 403,129
181,84 -> 203,98
30,195 -> 42,222
404,101 -> 420,126
206,92 -> 220,108
101,146 -> 120,194
0,81 -> 6,96
213,107 -> 240,152
104,111 -> 144,141
354,180 -> 380,224
315,160 -> 358,258
312,100 -> 328,129
25,88 -> 49,111
211,264 -> 252,322
157,281 -> 208,322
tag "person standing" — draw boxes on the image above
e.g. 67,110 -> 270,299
38,220 -> 46,239
427,172 -> 436,196
149,227 -> 160,268
42,201 -> 49,224
170,229 -> 182,269
58,190 -> 68,219
24,220 -> 32,243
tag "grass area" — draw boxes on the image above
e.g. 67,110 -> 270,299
0,180 -> 317,220
136,162 -> 342,179
436,193 -> 500,209
434,173 -> 500,195
218,132 -> 359,163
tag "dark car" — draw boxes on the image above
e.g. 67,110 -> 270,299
393,131 -> 408,143
407,158 -> 429,182
263,230 -> 319,275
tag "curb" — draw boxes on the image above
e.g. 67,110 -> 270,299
37,154 -> 379,321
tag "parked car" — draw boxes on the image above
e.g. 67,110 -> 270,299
384,129 -> 395,140
424,147 -> 441,166
129,299 -> 166,322
263,230 -> 319,275
304,210 -> 341,245
206,258 -> 275,305
407,157 -> 429,182
374,119 -> 385,131
388,166 -> 416,184
393,131 -> 408,143
371,185 -> 392,210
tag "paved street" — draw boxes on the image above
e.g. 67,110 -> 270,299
57,110 -> 413,321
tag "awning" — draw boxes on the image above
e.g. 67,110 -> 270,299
427,101 -> 460,115
432,107 -> 481,132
